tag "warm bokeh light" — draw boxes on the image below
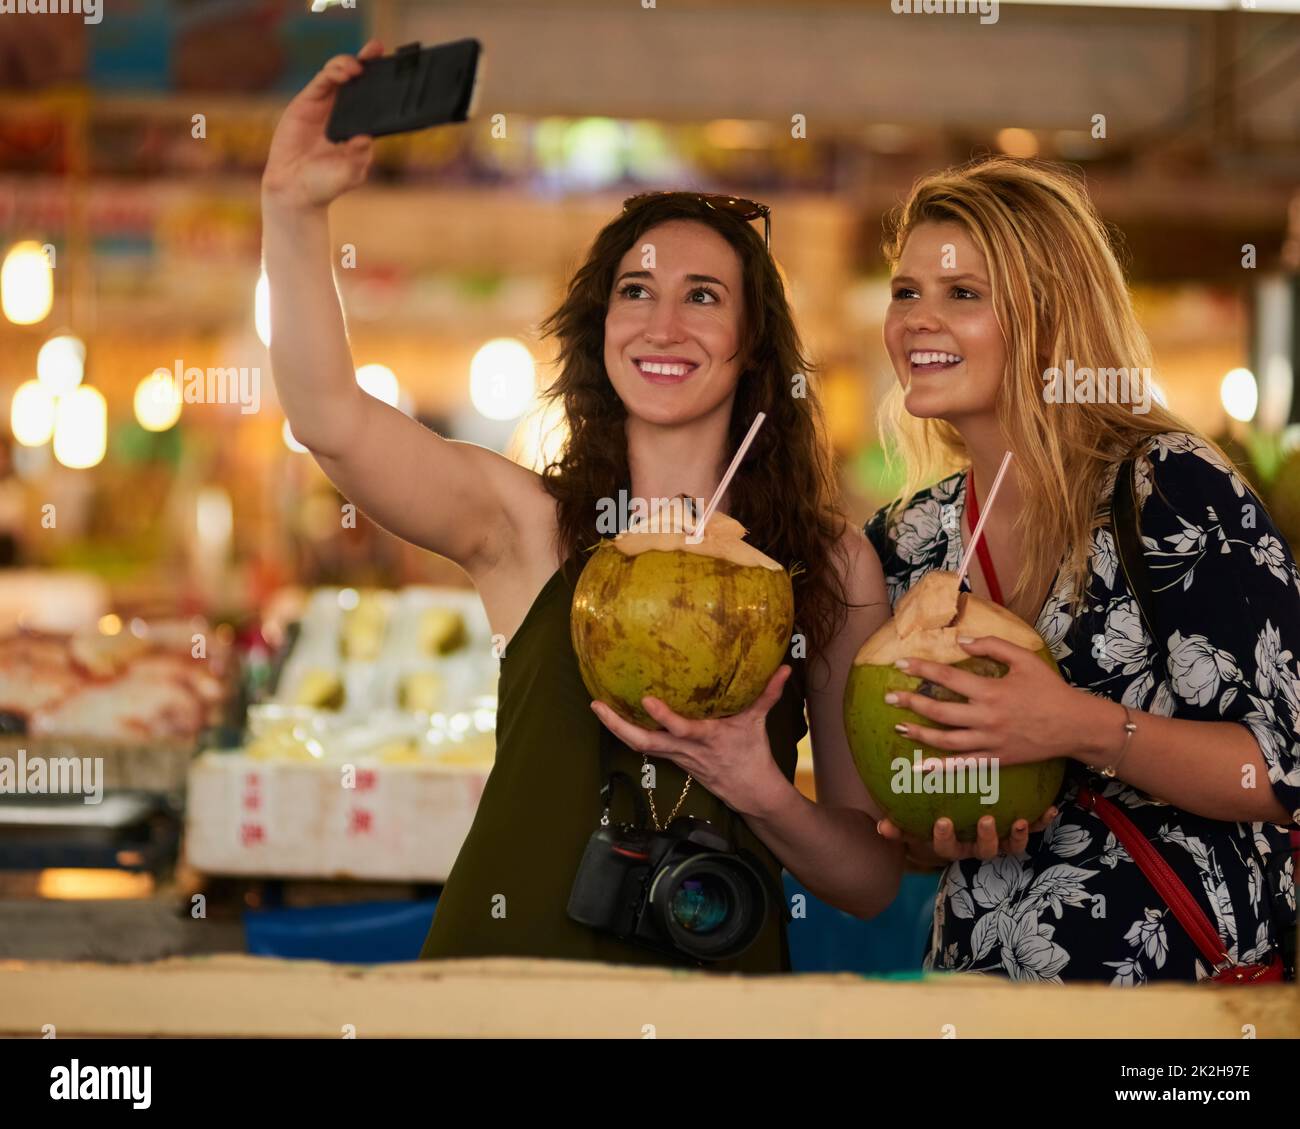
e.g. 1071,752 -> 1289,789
704,119 -> 772,149
356,363 -> 400,407
53,385 -> 108,469
37,869 -> 154,900
134,369 -> 183,432
37,334 -> 86,395
508,394 -> 569,472
11,379 -> 57,446
98,613 -> 123,635
470,338 -> 536,421
196,486 -> 233,551
538,117 -> 626,187
1221,367 -> 1258,423
995,127 -> 1039,158
2,241 -> 54,324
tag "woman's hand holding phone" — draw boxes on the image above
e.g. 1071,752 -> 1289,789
262,38 -> 384,211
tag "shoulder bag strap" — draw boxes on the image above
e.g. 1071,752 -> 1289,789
1107,449 -> 1293,974
1077,786 -> 1232,971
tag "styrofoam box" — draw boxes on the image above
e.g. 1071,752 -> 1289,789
276,586 -> 497,721
185,751 -> 489,882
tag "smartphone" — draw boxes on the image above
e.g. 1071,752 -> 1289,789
326,38 -> 482,142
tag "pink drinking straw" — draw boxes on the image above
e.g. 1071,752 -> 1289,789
955,449 -> 1014,588
685,411 -> 767,544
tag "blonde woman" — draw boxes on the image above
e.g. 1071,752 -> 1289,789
869,157 -> 1299,984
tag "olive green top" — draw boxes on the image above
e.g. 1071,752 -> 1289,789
419,550 -> 808,973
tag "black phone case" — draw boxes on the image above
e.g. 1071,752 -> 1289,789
325,38 -> 481,142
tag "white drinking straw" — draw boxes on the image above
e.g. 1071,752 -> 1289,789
685,411 -> 767,544
955,449 -> 1014,588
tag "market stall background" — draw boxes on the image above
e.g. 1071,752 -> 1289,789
0,0 -> 1297,979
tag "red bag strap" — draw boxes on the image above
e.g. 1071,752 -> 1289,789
965,468 -> 1005,607
1077,786 -> 1232,971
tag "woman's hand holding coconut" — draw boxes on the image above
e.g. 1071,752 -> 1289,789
875,810 -> 1058,866
590,664 -> 795,819
887,635 -> 1102,769
873,630 -> 1081,863
845,571 -> 1067,864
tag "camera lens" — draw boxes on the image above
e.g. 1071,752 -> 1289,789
669,875 -> 730,934
649,853 -> 768,961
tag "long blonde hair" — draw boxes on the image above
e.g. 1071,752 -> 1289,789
880,156 -> 1220,607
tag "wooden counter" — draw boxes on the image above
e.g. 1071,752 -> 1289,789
1,954 -> 1295,1038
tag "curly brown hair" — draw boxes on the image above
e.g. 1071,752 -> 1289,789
536,191 -> 856,664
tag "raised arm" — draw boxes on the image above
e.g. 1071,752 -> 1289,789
260,40 -> 536,573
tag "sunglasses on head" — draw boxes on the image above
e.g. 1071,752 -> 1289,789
621,191 -> 772,250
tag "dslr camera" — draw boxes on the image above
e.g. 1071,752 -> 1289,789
567,813 -> 780,964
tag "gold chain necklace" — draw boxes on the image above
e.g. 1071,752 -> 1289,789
643,753 -> 693,831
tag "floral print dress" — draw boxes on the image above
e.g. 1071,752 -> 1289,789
864,432 -> 1300,984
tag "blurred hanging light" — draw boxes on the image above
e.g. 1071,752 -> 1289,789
11,379 -> 57,446
2,241 -> 54,325
562,118 -> 625,188
1220,368 -> 1258,423
507,395 -> 569,473
470,338 -> 536,421
134,368 -> 183,432
53,385 -> 107,469
37,334 -> 86,395
355,363 -> 400,407
995,128 -> 1039,158
254,270 -> 271,348
703,119 -> 772,150
196,486 -> 233,554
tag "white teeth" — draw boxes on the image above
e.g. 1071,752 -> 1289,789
637,360 -> 693,376
909,351 -> 963,365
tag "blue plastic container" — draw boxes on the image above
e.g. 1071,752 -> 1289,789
243,899 -> 438,963
242,872 -> 939,971
784,870 -> 939,975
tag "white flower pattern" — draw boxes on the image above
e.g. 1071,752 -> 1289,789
867,433 -> 1300,984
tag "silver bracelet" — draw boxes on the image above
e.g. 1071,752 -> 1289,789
1102,705 -> 1138,778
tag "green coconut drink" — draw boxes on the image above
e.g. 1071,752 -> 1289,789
571,507 -> 794,729
843,571 -> 1066,841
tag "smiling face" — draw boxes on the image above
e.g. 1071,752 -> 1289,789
883,220 -> 1007,424
603,219 -> 746,427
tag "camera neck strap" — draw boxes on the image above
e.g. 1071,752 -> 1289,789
596,721 -> 649,829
